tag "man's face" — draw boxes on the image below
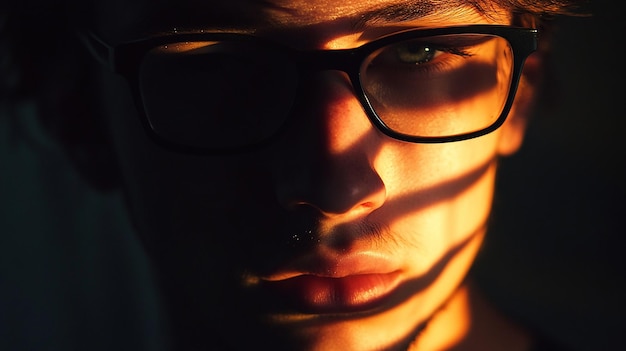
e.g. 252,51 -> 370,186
89,0 -> 530,349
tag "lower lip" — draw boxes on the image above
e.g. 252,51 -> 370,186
262,272 -> 402,314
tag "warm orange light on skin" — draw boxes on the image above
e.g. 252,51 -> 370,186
315,72 -> 374,156
248,145 -> 501,350
292,37 -> 511,156
255,22 -> 522,351
261,222 -> 488,351
92,0 -> 535,349
268,111 -> 514,350
409,283 -> 473,351
410,282 -> 533,351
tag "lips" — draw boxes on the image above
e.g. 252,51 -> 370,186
255,252 -> 403,314
263,271 -> 402,314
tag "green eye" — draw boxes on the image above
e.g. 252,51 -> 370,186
394,43 -> 437,65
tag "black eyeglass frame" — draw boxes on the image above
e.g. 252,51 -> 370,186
79,25 -> 538,154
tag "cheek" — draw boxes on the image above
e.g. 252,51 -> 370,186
372,134 -> 501,257
97,70 -> 273,248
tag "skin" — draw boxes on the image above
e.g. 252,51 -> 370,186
83,0 -> 540,349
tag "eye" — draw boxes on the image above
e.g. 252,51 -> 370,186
366,41 -> 450,69
394,42 -> 439,65
367,36 -> 479,70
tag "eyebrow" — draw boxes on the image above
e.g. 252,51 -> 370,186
137,0 -> 483,39
352,0 -> 478,30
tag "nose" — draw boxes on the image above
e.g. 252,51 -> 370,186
272,71 -> 387,219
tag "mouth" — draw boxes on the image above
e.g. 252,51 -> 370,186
248,252 -> 403,315
262,271 -> 402,314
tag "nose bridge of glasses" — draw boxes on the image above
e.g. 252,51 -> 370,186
292,48 -> 370,120
294,47 -> 361,75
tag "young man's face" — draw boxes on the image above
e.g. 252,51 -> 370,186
89,0 -> 532,349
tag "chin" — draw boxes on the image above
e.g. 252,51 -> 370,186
226,306 -> 425,351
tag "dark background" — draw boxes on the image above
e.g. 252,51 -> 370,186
473,2 -> 625,349
1,1 -> 624,350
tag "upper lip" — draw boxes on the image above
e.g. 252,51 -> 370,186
259,249 -> 401,281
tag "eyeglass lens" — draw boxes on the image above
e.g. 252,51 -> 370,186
138,34 -> 513,149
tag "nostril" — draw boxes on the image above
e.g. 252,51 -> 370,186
277,158 -> 387,219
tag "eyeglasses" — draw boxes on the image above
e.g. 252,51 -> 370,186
80,25 -> 538,154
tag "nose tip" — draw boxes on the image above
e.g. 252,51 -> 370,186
273,129 -> 387,221
287,157 -> 387,219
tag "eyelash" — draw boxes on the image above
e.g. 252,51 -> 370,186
367,44 -> 474,74
438,47 -> 474,57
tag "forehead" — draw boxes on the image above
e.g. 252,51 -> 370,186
86,0 -> 508,42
